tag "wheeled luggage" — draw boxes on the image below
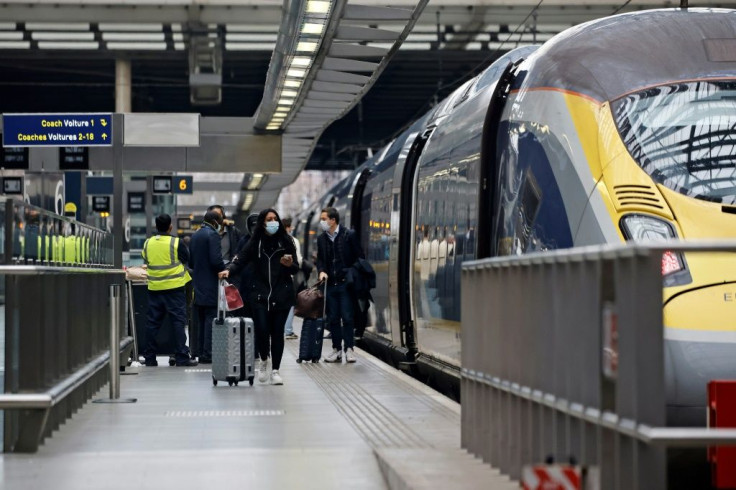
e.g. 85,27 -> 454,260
212,281 -> 255,387
297,281 -> 326,363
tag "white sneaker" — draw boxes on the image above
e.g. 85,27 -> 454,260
345,348 -> 356,363
257,359 -> 269,383
324,349 -> 342,363
270,370 -> 283,385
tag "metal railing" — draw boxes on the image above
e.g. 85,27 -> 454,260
1,266 -> 130,452
0,197 -> 125,452
4,199 -> 114,267
461,241 -> 736,490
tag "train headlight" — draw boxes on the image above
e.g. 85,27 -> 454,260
620,214 -> 685,276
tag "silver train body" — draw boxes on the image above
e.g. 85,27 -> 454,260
294,8 -> 736,426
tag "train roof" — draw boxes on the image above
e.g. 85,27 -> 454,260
522,8 -> 736,102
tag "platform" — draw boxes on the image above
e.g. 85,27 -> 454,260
0,324 -> 516,490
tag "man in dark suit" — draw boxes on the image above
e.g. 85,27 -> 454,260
317,207 -> 364,364
189,210 -> 226,363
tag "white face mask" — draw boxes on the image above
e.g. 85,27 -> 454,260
319,220 -> 330,232
265,221 -> 280,235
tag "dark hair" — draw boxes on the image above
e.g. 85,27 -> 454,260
203,210 -> 223,227
244,208 -> 295,256
322,207 -> 339,224
207,204 -> 226,219
252,208 -> 287,241
155,214 -> 172,233
282,217 -> 293,228
246,213 -> 259,236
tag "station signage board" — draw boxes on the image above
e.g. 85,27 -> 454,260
2,176 -> 23,195
59,146 -> 89,170
173,175 -> 193,194
92,196 -> 110,213
177,217 -> 192,230
0,144 -> 29,169
153,176 -> 172,194
128,192 -> 145,213
2,113 -> 113,147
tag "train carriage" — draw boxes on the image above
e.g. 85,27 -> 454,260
298,8 -> 736,426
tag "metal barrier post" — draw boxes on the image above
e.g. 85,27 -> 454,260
110,283 -> 121,398
94,284 -> 137,404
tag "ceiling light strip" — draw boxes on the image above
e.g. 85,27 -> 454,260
252,0 -> 338,132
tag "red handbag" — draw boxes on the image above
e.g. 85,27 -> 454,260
220,281 -> 244,311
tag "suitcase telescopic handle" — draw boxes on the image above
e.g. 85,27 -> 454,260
322,280 -> 327,320
217,279 -> 227,321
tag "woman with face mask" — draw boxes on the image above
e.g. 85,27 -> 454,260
220,208 -> 298,385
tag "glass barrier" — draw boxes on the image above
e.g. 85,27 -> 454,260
6,200 -> 114,267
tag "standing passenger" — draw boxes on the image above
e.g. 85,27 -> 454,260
189,210 -> 226,364
141,214 -> 198,367
207,204 -> 242,266
282,217 -> 302,340
317,207 -> 364,363
221,209 -> 298,385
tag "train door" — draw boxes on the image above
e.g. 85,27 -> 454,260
349,169 -> 371,234
302,209 -> 315,261
389,127 -> 434,357
477,61 -> 521,259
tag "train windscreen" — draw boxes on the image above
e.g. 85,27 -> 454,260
613,80 -> 736,204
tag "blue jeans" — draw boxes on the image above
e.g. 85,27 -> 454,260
284,306 -> 295,335
145,290 -> 191,363
326,282 -> 355,351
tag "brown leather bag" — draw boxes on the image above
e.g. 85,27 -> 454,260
294,281 -> 325,319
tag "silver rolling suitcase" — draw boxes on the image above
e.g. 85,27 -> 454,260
212,281 -> 255,387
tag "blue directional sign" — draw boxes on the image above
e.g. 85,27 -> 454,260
2,113 -> 112,147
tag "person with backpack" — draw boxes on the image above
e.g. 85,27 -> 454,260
220,208 -> 298,385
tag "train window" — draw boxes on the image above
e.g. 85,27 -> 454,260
453,79 -> 478,108
613,80 -> 736,204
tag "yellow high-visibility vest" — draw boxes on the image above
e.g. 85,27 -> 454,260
63,235 -> 78,263
142,235 -> 188,291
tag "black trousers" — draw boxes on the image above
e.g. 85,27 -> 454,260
251,306 -> 289,370
145,289 -> 190,363
195,304 -> 217,361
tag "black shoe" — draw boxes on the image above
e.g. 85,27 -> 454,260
144,360 -> 158,367
176,359 -> 199,367
198,357 -> 212,364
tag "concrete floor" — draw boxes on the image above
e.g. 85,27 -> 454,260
0,327 -> 516,490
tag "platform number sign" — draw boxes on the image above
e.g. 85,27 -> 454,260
173,176 -> 193,194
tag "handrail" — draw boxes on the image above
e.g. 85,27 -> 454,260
0,337 -> 132,409
0,266 -> 121,275
462,368 -> 736,447
460,240 -> 736,488
463,239 -> 736,269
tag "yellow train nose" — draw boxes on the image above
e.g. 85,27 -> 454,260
664,284 -> 736,426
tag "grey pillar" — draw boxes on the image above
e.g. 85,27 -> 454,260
115,59 -> 132,114
114,59 -> 130,266
145,175 -> 153,238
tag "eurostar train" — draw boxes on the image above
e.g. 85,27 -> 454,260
295,8 -> 736,427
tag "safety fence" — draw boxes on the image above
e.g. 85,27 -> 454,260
4,199 -> 114,267
0,200 -> 125,451
461,242 -> 736,490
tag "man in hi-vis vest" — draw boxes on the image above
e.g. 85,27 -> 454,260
141,214 -> 198,367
